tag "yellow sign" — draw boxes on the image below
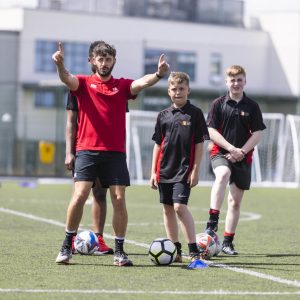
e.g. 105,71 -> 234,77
39,141 -> 55,164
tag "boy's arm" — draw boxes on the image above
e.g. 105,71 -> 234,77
188,143 -> 203,188
150,143 -> 161,190
65,110 -> 78,170
208,127 -> 244,161
241,131 -> 262,154
130,54 -> 169,95
52,42 -> 79,91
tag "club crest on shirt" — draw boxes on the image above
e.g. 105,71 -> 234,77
181,120 -> 191,126
240,111 -> 249,117
90,84 -> 97,89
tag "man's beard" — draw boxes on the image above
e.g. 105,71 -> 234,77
96,63 -> 115,77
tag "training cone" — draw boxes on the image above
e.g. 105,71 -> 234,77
187,259 -> 209,269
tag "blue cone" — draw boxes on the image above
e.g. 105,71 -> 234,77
187,259 -> 209,269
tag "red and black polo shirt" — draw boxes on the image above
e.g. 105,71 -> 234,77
206,92 -> 266,162
152,100 -> 209,183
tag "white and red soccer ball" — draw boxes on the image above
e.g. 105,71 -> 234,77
196,230 -> 222,259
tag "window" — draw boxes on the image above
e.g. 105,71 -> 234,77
209,53 -> 222,86
35,40 -> 57,72
34,91 -> 56,108
145,49 -> 196,81
35,40 -> 91,74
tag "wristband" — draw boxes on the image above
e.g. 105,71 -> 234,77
155,72 -> 163,79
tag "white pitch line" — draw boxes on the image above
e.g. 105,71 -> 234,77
208,262 -> 300,287
0,288 -> 300,295
86,211 -> 261,227
1,207 -> 300,289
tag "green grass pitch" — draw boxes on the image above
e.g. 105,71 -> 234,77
0,181 -> 300,300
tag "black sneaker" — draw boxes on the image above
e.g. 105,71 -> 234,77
113,251 -> 133,267
205,220 -> 218,232
222,243 -> 238,255
174,249 -> 182,263
189,251 -> 201,262
174,242 -> 182,263
56,244 -> 72,264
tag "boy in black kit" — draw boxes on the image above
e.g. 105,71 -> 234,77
205,65 -> 266,255
150,72 -> 209,262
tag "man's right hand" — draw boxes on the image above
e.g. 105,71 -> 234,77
52,42 -> 64,65
65,152 -> 75,171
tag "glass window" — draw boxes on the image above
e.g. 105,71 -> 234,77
35,40 -> 91,74
34,91 -> 56,108
145,49 -> 196,81
209,53 -> 222,86
35,40 -> 57,72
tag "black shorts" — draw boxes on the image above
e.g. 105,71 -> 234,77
74,151 -> 130,188
211,155 -> 251,190
158,182 -> 191,205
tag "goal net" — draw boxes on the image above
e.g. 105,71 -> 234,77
126,111 -> 300,188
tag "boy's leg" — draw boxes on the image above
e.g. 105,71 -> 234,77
159,184 -> 182,262
162,204 -> 179,242
174,203 -> 196,244
206,164 -> 231,232
222,182 -> 244,255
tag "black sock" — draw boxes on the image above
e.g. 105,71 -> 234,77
223,234 -> 234,245
188,243 -> 198,254
63,231 -> 76,248
209,209 -> 220,222
115,238 -> 124,253
174,242 -> 182,255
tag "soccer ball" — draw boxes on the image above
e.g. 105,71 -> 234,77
196,232 -> 216,259
205,229 -> 222,256
74,230 -> 99,255
211,232 -> 222,256
148,238 -> 177,265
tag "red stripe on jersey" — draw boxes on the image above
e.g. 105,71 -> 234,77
156,136 -> 165,183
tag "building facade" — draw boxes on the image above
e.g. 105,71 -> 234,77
0,1 -> 298,177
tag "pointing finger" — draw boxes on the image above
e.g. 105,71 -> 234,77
58,42 -> 64,54
159,54 -> 165,63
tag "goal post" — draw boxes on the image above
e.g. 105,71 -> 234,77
127,111 -> 300,188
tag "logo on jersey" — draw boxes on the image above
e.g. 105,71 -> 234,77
240,111 -> 249,117
90,84 -> 97,89
181,120 -> 191,126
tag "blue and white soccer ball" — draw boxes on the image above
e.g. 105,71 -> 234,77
148,238 -> 177,265
74,230 -> 99,255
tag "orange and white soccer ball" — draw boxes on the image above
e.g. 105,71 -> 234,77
196,232 -> 217,259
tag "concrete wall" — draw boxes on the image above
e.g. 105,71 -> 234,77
16,8 -> 291,96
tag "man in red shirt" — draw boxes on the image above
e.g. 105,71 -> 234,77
65,93 -> 114,255
53,40 -> 169,266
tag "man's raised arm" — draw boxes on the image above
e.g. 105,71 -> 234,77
52,42 -> 79,91
130,54 -> 170,95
